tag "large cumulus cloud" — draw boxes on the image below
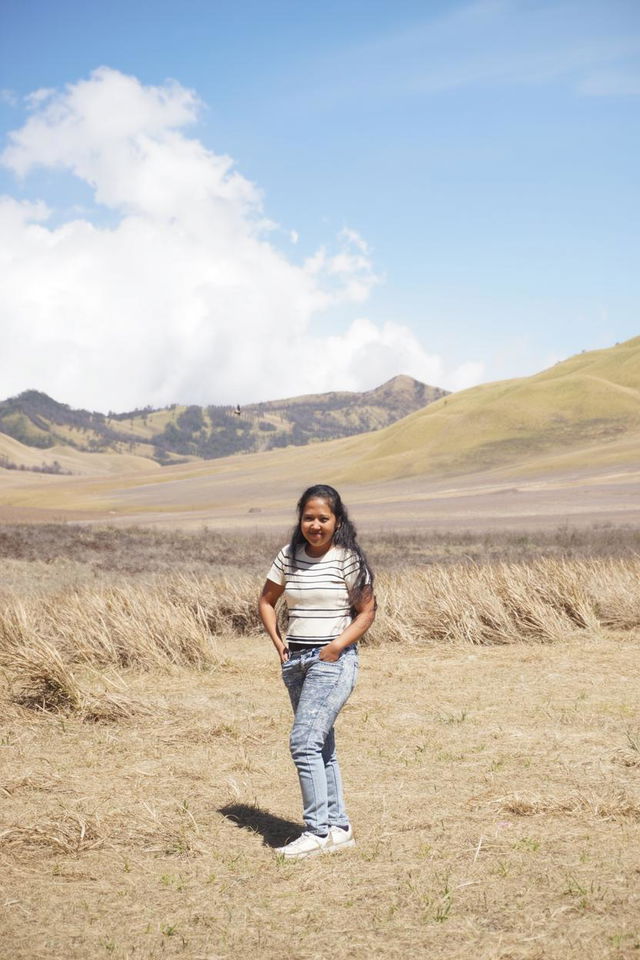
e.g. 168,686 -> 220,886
1,68 -> 482,410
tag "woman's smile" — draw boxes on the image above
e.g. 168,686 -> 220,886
300,497 -> 338,556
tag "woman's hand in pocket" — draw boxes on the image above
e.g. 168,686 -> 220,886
319,642 -> 341,662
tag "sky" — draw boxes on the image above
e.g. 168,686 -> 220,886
0,0 -> 638,411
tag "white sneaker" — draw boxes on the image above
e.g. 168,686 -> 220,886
328,824 -> 356,852
275,831 -> 329,860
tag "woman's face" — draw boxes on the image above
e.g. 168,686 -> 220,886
300,497 -> 338,556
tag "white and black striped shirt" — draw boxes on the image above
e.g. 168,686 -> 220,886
266,544 -> 365,648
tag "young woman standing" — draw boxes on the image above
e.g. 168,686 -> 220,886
259,484 -> 375,860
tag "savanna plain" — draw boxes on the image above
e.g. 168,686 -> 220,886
1,524 -> 639,960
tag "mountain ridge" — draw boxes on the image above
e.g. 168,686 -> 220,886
0,375 -> 448,473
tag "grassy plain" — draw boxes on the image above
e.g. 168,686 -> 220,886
1,526 -> 639,959
1,444 -> 640,536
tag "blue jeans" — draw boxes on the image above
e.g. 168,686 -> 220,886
281,645 -> 358,836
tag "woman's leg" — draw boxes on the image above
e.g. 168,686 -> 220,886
322,727 -> 349,829
285,648 -> 358,836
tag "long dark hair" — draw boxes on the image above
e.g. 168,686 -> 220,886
288,484 -> 374,603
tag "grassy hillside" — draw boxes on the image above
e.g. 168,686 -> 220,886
1,338 -> 638,527
0,376 -> 445,472
334,336 -> 640,483
0,432 -> 158,479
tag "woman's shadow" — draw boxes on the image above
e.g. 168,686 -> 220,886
219,803 -> 300,848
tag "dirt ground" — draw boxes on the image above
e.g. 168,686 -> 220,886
1,442 -> 639,534
2,630 -> 639,960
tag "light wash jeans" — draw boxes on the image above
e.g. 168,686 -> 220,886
281,645 -> 358,836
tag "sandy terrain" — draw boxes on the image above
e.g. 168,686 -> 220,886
1,458 -> 639,533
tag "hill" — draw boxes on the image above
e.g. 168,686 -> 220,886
333,335 -> 640,483
0,337 -> 638,531
0,376 -> 446,472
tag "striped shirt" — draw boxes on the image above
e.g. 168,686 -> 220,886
266,544 -> 365,648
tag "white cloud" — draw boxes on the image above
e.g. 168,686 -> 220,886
339,226 -> 369,252
24,87 -> 56,109
449,361 -> 486,392
0,68 -> 479,410
309,317 -> 478,394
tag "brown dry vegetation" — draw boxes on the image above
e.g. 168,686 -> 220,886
1,529 -> 639,959
1,522 -> 640,581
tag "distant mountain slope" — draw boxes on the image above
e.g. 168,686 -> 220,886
335,336 -> 640,483
1,338 -> 638,526
245,375 -> 445,446
0,376 -> 447,472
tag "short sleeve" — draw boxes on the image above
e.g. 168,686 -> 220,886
266,546 -> 288,586
342,550 -> 370,591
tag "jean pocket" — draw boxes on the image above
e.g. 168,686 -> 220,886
316,655 -> 342,669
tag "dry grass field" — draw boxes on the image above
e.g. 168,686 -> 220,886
1,527 -> 639,959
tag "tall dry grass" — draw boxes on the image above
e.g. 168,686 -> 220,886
1,556 -> 639,715
368,557 -> 617,645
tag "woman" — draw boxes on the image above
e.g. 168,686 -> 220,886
259,484 -> 376,860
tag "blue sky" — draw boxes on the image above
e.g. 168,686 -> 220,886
0,0 -> 638,410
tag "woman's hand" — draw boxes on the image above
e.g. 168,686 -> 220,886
319,642 -> 341,662
318,588 -> 376,662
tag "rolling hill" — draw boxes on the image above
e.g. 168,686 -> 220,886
0,375 -> 446,474
333,335 -> 640,483
0,337 -> 638,530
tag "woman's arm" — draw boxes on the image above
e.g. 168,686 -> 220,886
258,579 -> 288,663
319,588 -> 376,662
